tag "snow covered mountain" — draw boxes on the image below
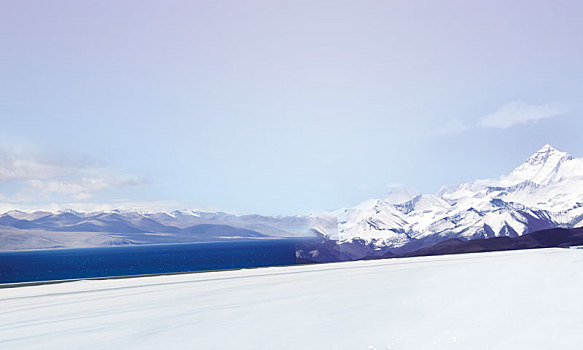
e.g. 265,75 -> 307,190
1,145 -> 581,254
337,145 -> 583,252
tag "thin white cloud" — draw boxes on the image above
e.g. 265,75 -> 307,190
432,101 -> 570,137
0,148 -> 140,202
478,101 -> 570,129
0,154 -> 70,181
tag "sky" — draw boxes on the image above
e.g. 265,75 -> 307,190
1,0 -> 582,215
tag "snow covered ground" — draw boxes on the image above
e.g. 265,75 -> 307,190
1,248 -> 582,349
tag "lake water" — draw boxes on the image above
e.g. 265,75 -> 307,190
0,239 -> 302,284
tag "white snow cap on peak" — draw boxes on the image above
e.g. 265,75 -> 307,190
524,144 -> 571,167
530,144 -> 570,159
538,144 -> 556,152
505,144 -> 573,185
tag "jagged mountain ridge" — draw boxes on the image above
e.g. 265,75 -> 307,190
337,145 -> 583,252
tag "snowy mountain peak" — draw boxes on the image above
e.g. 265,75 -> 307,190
527,144 -> 571,164
537,143 -> 556,152
505,145 -> 573,185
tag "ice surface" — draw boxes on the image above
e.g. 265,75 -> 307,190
1,248 -> 582,349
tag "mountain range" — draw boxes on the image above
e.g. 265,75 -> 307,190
0,209 -> 336,250
1,145 -> 582,258
335,144 -> 583,256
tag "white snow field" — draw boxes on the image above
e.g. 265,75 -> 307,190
1,248 -> 582,349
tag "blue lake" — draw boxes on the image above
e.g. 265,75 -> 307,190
0,239 -> 303,284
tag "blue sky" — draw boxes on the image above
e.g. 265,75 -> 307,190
1,0 -> 582,214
